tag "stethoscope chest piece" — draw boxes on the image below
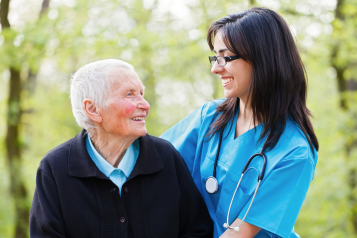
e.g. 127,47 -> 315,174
205,176 -> 218,194
205,123 -> 269,232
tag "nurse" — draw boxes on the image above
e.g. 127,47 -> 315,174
161,7 -> 319,238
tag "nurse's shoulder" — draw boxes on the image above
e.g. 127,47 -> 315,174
161,99 -> 225,141
200,99 -> 226,123
278,118 -> 318,167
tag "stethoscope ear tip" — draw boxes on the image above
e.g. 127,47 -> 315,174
223,223 -> 228,228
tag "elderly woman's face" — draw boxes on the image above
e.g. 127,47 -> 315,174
100,68 -> 150,139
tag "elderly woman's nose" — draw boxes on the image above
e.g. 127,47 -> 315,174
211,62 -> 224,75
138,97 -> 150,110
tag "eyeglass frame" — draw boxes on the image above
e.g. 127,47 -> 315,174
208,55 -> 241,66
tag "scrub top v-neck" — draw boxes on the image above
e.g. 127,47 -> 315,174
161,99 -> 318,238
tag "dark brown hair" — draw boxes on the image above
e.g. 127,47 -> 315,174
206,7 -> 319,153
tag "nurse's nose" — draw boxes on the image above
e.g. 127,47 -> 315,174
211,61 -> 225,75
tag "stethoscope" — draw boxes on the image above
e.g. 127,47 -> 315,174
205,125 -> 267,232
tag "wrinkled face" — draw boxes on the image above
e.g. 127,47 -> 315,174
211,33 -> 253,101
100,68 -> 150,139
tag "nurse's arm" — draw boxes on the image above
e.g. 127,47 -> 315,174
219,219 -> 261,238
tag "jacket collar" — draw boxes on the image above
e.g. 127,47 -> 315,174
128,134 -> 164,180
68,130 -> 163,180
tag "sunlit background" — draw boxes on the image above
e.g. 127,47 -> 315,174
0,0 -> 357,237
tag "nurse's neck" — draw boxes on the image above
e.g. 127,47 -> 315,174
236,98 -> 258,138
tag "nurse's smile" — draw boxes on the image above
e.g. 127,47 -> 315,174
221,77 -> 234,87
211,33 -> 253,100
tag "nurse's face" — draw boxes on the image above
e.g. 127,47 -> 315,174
211,33 -> 253,101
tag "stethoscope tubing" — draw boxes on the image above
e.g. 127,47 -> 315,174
213,125 -> 225,178
224,176 -> 262,231
207,123 -> 269,232
242,152 -> 267,181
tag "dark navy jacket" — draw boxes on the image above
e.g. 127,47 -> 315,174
30,130 -> 213,238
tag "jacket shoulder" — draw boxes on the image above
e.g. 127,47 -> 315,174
147,134 -> 193,179
38,138 -> 73,176
147,135 -> 185,164
147,134 -> 177,153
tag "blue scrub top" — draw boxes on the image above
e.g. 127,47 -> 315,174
160,100 -> 318,238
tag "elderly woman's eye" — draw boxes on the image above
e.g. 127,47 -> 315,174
140,91 -> 144,96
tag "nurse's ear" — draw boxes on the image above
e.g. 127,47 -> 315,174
83,98 -> 102,123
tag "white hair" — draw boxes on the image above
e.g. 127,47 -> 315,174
70,59 -> 135,133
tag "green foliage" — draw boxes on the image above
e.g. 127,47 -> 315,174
0,80 -> 15,238
0,0 -> 357,237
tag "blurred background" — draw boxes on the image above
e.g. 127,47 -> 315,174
0,0 -> 356,237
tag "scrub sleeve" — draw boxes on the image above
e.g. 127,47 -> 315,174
237,147 -> 315,237
161,104 -> 205,174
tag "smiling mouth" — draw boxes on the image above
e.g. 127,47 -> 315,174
222,77 -> 234,86
132,117 -> 145,121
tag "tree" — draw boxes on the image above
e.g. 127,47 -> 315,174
0,0 -> 356,237
330,0 -> 357,234
0,0 -> 49,237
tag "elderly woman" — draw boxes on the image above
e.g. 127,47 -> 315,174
30,59 -> 213,238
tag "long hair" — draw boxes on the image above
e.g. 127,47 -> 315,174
206,7 -> 319,153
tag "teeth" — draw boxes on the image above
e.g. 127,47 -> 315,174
132,117 -> 145,121
222,78 -> 233,84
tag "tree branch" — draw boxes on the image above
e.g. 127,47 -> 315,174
39,0 -> 50,17
0,0 -> 11,28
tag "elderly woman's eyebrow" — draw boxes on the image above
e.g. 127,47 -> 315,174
121,85 -> 145,92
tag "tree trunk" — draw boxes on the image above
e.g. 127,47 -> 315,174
24,0 -> 50,96
39,0 -> 50,16
0,0 -> 11,28
1,0 -> 29,237
6,68 -> 29,238
1,0 -> 51,237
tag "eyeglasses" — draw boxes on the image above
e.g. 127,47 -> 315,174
208,55 -> 241,66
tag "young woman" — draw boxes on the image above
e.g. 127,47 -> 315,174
161,7 -> 319,238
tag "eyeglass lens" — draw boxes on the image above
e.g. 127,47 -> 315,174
217,56 -> 226,66
210,56 -> 226,66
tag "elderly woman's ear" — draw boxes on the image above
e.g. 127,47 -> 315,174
83,98 -> 102,123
